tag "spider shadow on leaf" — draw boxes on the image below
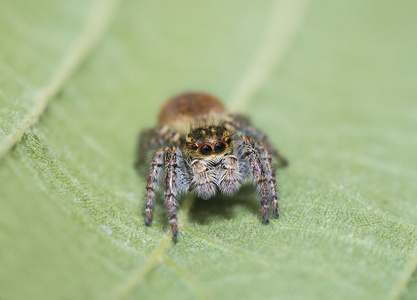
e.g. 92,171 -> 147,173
140,185 -> 260,232
187,185 -> 260,225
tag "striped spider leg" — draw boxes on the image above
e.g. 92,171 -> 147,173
240,135 -> 271,223
144,146 -> 187,237
225,114 -> 288,167
136,92 -> 288,237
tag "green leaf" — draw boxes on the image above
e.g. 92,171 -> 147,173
1,0 -> 417,299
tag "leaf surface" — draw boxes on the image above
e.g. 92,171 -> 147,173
1,0 -> 417,299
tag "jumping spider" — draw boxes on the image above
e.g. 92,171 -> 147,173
136,92 -> 288,237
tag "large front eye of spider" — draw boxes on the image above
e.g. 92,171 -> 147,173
199,144 -> 212,155
214,142 -> 226,153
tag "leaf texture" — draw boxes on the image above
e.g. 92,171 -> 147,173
1,0 -> 417,299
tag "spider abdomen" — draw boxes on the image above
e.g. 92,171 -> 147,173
158,92 -> 225,125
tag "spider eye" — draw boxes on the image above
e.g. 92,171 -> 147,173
214,142 -> 226,153
200,144 -> 212,155
188,133 -> 192,137
191,144 -> 198,150
224,137 -> 231,145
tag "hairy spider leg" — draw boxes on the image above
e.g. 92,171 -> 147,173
256,141 -> 279,218
136,125 -> 180,166
144,147 -> 167,226
241,136 -> 270,223
164,147 -> 180,237
225,114 -> 288,166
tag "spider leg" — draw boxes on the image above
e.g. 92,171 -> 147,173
164,146 -> 180,237
256,141 -> 279,218
225,114 -> 288,166
144,147 -> 167,226
136,125 -> 180,167
241,135 -> 270,223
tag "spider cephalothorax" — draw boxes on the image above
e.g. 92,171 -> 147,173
184,125 -> 232,157
136,92 -> 287,237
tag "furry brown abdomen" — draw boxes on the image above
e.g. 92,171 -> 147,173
158,92 -> 225,125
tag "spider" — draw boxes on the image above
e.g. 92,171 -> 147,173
136,92 -> 288,237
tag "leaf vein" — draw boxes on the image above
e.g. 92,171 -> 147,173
163,257 -> 212,300
108,195 -> 196,300
0,0 -> 121,161
277,224 -> 412,259
387,247 -> 417,300
182,226 -> 271,264
229,0 -> 310,110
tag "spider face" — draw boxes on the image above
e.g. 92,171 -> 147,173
185,126 -> 233,160
136,92 -> 288,237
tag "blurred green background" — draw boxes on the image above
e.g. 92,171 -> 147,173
1,0 -> 417,299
